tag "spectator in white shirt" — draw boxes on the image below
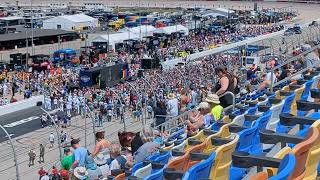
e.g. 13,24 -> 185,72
166,93 -> 179,117
109,144 -> 127,172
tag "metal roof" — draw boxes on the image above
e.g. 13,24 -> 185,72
0,16 -> 24,21
0,29 -> 76,42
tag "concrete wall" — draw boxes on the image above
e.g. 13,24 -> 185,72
0,95 -> 44,116
0,40 -> 85,62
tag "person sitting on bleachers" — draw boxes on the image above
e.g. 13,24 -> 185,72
187,102 -> 214,135
205,94 -> 223,121
109,143 -> 127,172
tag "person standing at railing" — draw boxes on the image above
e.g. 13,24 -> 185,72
214,67 -> 236,108
257,62 -> 277,92
180,88 -> 190,113
302,44 -> 320,72
166,93 -> 179,117
154,101 -> 167,127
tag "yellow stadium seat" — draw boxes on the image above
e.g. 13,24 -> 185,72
290,86 -> 305,115
209,134 -> 239,180
163,143 -> 175,151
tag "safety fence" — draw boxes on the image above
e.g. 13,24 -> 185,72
154,91 -> 236,135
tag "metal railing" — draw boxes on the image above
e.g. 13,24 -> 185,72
269,44 -> 320,91
0,125 -> 20,180
154,91 -> 235,133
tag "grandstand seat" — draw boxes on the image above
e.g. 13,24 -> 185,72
182,152 -> 216,180
228,110 -> 272,154
190,129 -> 218,142
171,139 -> 187,152
258,127 -> 319,179
131,162 -> 144,175
279,114 -> 320,179
167,140 -> 206,171
275,91 -> 297,133
163,143 -> 175,151
247,153 -> 296,180
146,152 -> 161,161
154,151 -> 171,164
279,91 -> 296,114
289,127 -> 319,179
299,79 -> 313,102
164,134 -> 239,180
133,163 -> 152,178
115,173 -> 125,180
289,85 -> 305,115
145,164 -> 167,180
208,135 -> 239,179
265,98 -> 285,132
304,120 -> 320,180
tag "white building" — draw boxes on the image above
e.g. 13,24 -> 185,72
83,3 -> 113,12
42,14 -> 99,31
92,32 -> 140,51
153,25 -> 189,36
48,3 -> 68,9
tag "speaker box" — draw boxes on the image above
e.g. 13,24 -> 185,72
36,101 -> 42,106
141,58 -> 160,69
137,69 -> 144,78
141,58 -> 152,69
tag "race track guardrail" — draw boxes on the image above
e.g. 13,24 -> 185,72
0,95 -> 44,117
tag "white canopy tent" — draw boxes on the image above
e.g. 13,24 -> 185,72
92,32 -> 139,50
128,25 -> 156,37
153,25 -> 189,36
43,14 -> 99,31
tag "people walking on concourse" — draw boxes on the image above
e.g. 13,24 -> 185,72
28,149 -> 36,167
39,144 -> 45,163
49,132 -> 55,148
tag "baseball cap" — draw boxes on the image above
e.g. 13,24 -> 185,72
197,102 -> 210,110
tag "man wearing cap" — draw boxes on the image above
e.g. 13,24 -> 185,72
187,102 -> 210,133
205,94 -> 223,121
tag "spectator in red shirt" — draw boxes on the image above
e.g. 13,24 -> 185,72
10,96 -> 17,103
60,169 -> 69,180
38,167 -> 46,179
51,166 -> 58,175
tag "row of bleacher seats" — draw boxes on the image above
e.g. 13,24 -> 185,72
107,70 -> 320,180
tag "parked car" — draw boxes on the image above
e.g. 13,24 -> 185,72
284,28 -> 294,36
309,20 -> 319,27
293,24 -> 302,34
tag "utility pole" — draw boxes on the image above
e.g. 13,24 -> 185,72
26,31 -> 29,68
30,0 -> 34,55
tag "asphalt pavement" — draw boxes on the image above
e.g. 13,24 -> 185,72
0,106 -> 43,143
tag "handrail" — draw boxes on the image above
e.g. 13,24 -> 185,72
269,44 -> 320,73
273,67 -> 309,88
269,44 -> 320,92
154,91 -> 235,133
108,88 -> 127,131
0,125 -> 20,180
219,91 -> 236,111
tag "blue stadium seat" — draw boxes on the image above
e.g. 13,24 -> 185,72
182,152 -> 216,180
